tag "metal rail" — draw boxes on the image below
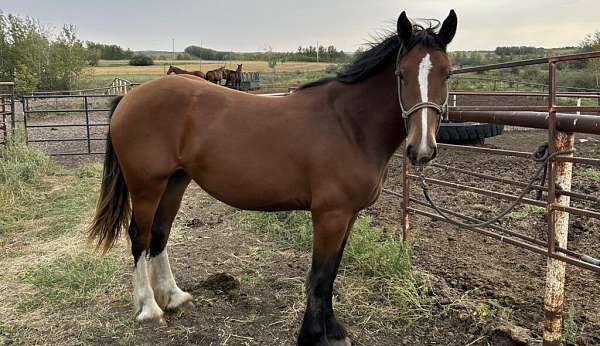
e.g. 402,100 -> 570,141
22,94 -> 113,155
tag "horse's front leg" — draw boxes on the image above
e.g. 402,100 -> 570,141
298,209 -> 357,346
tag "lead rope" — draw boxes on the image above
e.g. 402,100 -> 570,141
418,148 -> 575,229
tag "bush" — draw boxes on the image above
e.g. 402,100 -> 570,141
128,54 -> 154,66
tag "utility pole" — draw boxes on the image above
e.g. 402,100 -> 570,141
316,41 -> 319,63
199,40 -> 203,71
172,38 -> 175,62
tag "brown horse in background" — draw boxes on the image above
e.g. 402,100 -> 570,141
88,10 -> 457,346
226,64 -> 243,89
167,65 -> 205,79
225,64 -> 243,88
205,66 -> 225,83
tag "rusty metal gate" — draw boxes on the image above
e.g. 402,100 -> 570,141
382,51 -> 600,346
22,94 -> 119,155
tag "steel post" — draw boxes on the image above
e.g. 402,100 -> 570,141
542,61 -> 575,346
401,142 -> 410,242
84,96 -> 91,154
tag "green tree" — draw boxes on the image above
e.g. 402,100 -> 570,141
580,31 -> 600,88
44,25 -> 88,90
0,12 -> 88,91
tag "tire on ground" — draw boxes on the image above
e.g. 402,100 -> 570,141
437,122 -> 504,144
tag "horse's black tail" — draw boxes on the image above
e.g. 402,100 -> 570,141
88,96 -> 131,253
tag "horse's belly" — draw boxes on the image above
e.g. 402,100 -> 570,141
186,160 -> 311,211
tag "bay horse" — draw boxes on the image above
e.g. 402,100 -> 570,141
205,66 -> 225,83
89,10 -> 457,346
166,65 -> 205,79
225,64 -> 243,89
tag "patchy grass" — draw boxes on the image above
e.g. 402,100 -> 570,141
19,253 -> 119,308
1,162 -> 102,241
0,152 -> 134,345
507,204 -> 546,221
242,211 -> 433,322
582,168 -> 600,181
563,305 -> 581,345
471,299 -> 513,322
0,131 -> 52,203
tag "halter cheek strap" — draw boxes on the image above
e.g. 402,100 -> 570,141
395,49 -> 449,135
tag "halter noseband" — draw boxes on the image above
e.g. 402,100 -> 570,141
395,49 -> 449,134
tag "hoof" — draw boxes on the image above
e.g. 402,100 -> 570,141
136,300 -> 165,324
165,290 -> 194,311
328,337 -> 351,346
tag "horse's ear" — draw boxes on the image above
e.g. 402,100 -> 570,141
438,9 -> 457,46
397,11 -> 413,45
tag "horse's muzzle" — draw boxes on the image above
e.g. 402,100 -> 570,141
406,144 -> 438,166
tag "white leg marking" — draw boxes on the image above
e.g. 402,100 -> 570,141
418,53 -> 433,152
134,251 -> 164,322
150,249 -> 193,310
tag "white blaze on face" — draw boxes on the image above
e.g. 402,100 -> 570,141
417,53 -> 433,150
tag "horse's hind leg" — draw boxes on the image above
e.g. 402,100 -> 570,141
128,180 -> 168,322
148,170 -> 193,310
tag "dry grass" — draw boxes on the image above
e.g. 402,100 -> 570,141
0,154 -> 133,345
88,60 -> 335,76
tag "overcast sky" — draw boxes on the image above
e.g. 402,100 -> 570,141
1,0 -> 599,52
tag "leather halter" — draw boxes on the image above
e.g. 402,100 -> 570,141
394,48 -> 449,135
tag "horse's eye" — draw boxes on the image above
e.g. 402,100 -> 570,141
396,71 -> 404,80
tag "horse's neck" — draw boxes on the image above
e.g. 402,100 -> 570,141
331,65 -> 405,166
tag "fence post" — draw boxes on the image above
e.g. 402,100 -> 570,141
23,97 -> 29,145
542,61 -> 574,346
10,83 -> 15,135
84,96 -> 91,154
1,95 -> 5,144
401,141 -> 410,241
542,131 -> 574,346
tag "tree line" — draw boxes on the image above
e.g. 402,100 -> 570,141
449,37 -> 600,89
183,45 -> 352,63
86,42 -> 134,65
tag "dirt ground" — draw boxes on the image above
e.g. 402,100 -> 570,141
372,130 -> 600,345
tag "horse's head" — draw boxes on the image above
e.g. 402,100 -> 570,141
237,64 -> 243,71
396,10 -> 457,166
167,65 -> 174,75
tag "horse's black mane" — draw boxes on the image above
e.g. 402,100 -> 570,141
299,22 -> 446,90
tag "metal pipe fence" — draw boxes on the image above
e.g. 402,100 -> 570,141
387,50 -> 600,346
21,94 -> 116,155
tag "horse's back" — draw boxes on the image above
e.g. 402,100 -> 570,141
109,76 -> 315,209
